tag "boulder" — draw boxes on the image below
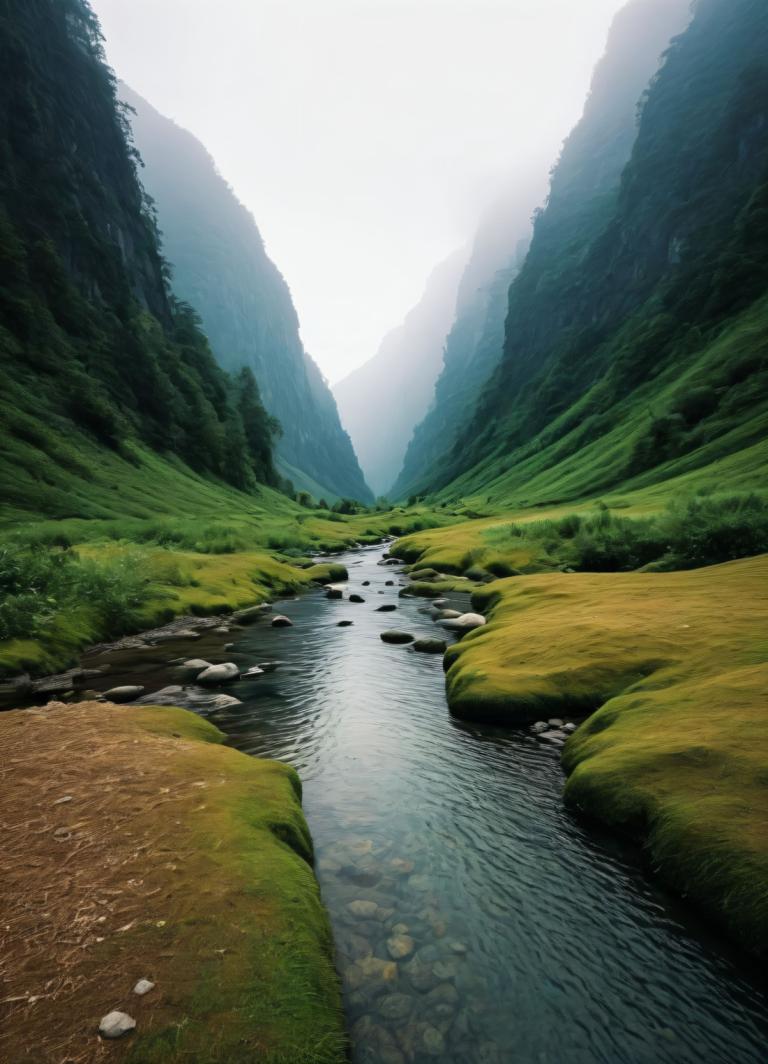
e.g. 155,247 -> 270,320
196,662 -> 240,684
380,631 -> 415,645
413,638 -> 447,654
271,615 -> 293,627
349,594 -> 365,603
325,588 -> 343,599
102,686 -> 144,704
375,604 -> 398,612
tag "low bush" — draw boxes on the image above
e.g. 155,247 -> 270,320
486,493 -> 768,574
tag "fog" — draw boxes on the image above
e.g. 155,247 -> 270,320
92,0 -> 626,382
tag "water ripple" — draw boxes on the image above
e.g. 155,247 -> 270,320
214,547 -> 768,1064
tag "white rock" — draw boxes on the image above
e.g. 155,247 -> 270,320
98,1011 -> 136,1039
133,978 -> 155,996
196,663 -> 240,685
103,686 -> 144,703
271,615 -> 294,627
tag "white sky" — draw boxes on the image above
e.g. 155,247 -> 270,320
92,0 -> 625,382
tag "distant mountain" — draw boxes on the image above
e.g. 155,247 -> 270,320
0,0 -> 280,522
333,250 -> 466,497
391,192 -> 537,499
121,85 -> 371,503
414,0 -> 730,507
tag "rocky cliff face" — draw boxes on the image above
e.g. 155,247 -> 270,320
333,250 -> 466,497
121,85 -> 372,503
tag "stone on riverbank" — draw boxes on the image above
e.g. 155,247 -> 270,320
99,1011 -> 136,1039
102,685 -> 144,703
196,662 -> 240,684
134,685 -> 242,712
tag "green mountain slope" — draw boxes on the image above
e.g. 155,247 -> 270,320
393,0 -> 692,501
428,0 -> 767,507
121,85 -> 372,504
0,0 -> 280,517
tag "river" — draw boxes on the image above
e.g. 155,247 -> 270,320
198,545 -> 768,1064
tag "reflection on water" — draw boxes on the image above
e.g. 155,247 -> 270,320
117,547 -> 768,1062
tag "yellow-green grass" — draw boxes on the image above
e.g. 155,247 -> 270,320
442,555 -> 768,952
0,701 -> 346,1063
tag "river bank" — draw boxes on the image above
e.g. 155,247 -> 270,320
3,544 -> 768,1063
0,699 -> 346,1064
395,519 -> 768,958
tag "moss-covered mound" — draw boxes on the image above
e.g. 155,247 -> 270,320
0,701 -> 346,1063
443,554 -> 768,953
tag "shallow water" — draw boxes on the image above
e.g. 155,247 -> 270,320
89,546 -> 768,1063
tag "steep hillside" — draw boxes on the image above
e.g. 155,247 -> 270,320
392,195 -> 534,500
0,0 -> 279,512
121,85 -> 371,504
333,250 -> 466,497
428,0 -> 767,507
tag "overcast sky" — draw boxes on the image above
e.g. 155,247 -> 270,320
92,0 -> 625,383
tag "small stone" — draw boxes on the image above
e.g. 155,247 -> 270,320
385,580 -> 395,586
133,978 -> 155,996
449,941 -> 468,955
380,631 -> 415,645
375,604 -> 397,612
325,588 -> 343,599
242,666 -> 265,678
390,858 -> 414,875
548,718 -> 565,727
53,795 -> 73,805
337,620 -> 354,627
98,1011 -> 136,1039
386,934 -> 415,960
413,638 -> 447,654
362,581 -> 370,586
349,594 -> 365,603
103,685 -> 144,703
422,1025 -> 445,1056
564,722 -> 577,733
348,900 -> 379,919
530,721 -> 549,734
212,626 -> 230,635
377,993 -> 413,1021
271,615 -> 293,627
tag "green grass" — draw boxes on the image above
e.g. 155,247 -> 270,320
438,555 -> 768,953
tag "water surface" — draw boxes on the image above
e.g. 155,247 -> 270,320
202,546 -> 768,1064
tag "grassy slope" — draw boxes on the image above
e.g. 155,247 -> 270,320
0,701 -> 346,1063
0,405 -> 459,676
435,556 -> 768,951
416,295 -> 768,512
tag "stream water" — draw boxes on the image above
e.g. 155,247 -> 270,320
91,546 -> 768,1063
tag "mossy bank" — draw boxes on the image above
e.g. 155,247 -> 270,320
0,700 -> 347,1063
431,553 -> 768,955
